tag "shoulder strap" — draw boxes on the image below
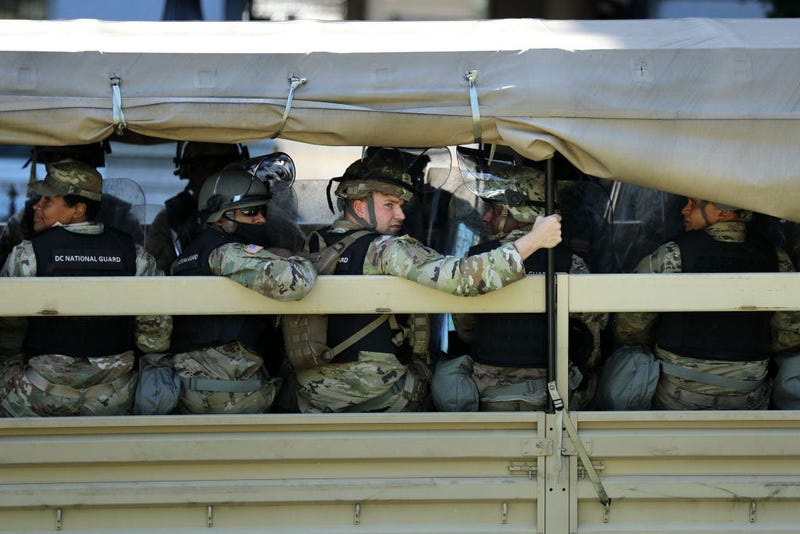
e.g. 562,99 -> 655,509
328,313 -> 392,360
306,229 -> 374,274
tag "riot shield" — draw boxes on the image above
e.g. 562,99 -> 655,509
243,152 -> 305,251
607,183 -> 685,272
102,177 -> 148,245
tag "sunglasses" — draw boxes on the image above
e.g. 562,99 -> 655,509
238,205 -> 267,217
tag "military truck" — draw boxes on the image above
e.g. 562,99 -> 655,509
1,16 -> 800,533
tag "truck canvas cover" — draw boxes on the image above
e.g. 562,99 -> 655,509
0,17 -> 799,219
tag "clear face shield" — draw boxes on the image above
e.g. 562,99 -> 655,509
241,151 -> 305,250
456,146 -> 519,206
242,151 -> 296,191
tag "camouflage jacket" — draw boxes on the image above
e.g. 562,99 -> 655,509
453,226 -> 608,370
207,241 -> 316,301
0,221 -> 172,354
614,221 -> 800,354
326,220 -> 528,296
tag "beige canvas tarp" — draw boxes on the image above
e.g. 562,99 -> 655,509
0,17 -> 799,220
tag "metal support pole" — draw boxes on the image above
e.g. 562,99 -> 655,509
546,157 -> 557,410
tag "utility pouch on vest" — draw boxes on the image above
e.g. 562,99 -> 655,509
405,314 -> 431,361
283,313 -> 393,371
282,229 -> 398,371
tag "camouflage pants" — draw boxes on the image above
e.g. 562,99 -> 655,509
295,351 -> 430,413
653,347 -> 770,410
0,351 -> 137,417
174,342 -> 280,414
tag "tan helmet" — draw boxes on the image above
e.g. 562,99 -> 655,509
458,146 -> 546,224
328,148 -> 418,213
496,165 -> 546,224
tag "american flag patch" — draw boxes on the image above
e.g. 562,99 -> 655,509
244,244 -> 264,254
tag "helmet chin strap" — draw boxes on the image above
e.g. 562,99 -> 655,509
699,200 -> 714,227
346,197 -> 377,230
219,215 -> 238,234
491,205 -> 510,240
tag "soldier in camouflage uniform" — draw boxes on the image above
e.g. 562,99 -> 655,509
441,157 -> 607,411
1,143 -> 113,268
145,142 -> 247,273
611,197 -> 800,409
0,160 -> 172,417
170,158 -> 316,414
293,148 -> 562,413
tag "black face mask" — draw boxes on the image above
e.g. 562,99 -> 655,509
233,222 -> 274,248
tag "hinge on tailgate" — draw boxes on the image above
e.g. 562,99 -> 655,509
55,507 -> 63,530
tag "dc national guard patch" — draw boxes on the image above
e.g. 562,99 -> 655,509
244,244 -> 264,254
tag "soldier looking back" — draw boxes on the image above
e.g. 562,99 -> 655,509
289,148 -> 563,413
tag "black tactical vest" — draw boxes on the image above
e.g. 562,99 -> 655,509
655,230 -> 778,361
170,228 -> 266,353
26,226 -> 137,358
322,229 -> 401,363
468,240 -> 574,367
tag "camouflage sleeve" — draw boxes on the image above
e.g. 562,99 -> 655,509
613,242 -> 681,346
568,254 -> 608,370
133,245 -> 172,353
0,241 -> 36,277
208,242 -> 317,301
363,236 -> 525,296
634,241 -> 682,274
134,244 -> 164,277
771,248 -> 800,353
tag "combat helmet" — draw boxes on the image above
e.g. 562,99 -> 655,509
198,162 -> 271,224
700,199 -> 751,222
329,148 -> 418,211
174,142 -> 248,180
457,146 -> 547,224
